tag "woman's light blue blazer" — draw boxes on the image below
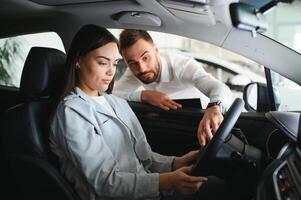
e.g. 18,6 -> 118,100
50,87 -> 175,200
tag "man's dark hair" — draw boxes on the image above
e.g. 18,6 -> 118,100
119,29 -> 153,55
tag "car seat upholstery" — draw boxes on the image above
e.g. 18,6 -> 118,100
0,47 -> 80,200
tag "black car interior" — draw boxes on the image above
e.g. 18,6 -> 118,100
0,45 -> 299,200
0,0 -> 301,199
0,47 -> 80,200
193,98 -> 262,176
256,111 -> 301,200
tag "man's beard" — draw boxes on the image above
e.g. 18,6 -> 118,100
137,70 -> 158,84
136,57 -> 161,84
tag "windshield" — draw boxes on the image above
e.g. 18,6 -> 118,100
259,0 -> 301,111
263,1 -> 301,54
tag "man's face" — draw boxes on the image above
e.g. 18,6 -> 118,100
122,39 -> 161,84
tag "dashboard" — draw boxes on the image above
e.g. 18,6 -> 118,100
257,144 -> 301,200
256,111 -> 301,200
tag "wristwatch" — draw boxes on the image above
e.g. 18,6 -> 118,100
206,100 -> 223,113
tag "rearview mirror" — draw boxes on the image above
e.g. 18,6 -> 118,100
243,82 -> 280,112
230,3 -> 268,37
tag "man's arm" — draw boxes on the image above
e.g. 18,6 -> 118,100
178,57 -> 232,111
141,90 -> 182,110
114,68 -> 182,109
113,68 -> 144,101
178,57 -> 232,146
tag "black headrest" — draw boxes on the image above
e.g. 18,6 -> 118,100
20,47 -> 66,98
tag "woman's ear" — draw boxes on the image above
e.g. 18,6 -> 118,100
76,60 -> 81,69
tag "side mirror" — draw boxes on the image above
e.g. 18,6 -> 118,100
243,82 -> 281,112
227,74 -> 251,91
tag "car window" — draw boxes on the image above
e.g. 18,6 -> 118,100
263,1 -> 301,54
110,29 -> 266,106
0,32 -> 65,87
271,70 -> 301,111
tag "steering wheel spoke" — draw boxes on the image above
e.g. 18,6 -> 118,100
193,98 -> 245,176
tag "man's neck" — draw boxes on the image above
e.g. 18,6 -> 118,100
155,55 -> 162,83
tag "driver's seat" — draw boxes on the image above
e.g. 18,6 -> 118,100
0,47 -> 80,200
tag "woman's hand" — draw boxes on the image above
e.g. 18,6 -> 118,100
172,150 -> 200,170
159,166 -> 207,195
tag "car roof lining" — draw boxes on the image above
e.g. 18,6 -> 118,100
28,0 -> 126,6
1,0 -> 301,86
0,0 -> 233,45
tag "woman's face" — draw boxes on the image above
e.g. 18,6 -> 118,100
77,42 -> 120,96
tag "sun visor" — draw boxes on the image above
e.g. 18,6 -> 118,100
113,11 -> 162,27
158,0 -> 216,26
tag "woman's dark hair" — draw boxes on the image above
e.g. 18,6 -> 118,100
61,24 -> 119,99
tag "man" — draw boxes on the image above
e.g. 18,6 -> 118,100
113,29 -> 232,146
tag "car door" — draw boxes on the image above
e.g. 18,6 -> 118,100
129,101 -> 280,159
128,70 -> 287,167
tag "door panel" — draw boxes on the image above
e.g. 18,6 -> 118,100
0,86 -> 23,199
129,101 -> 283,159
129,101 -> 202,156
0,86 -> 23,114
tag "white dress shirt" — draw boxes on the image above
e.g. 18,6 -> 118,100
113,52 -> 232,111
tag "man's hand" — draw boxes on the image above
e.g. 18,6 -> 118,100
197,105 -> 223,146
141,90 -> 182,110
172,150 -> 200,170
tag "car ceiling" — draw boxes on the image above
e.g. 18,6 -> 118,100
1,0 -> 301,85
1,0 -> 235,43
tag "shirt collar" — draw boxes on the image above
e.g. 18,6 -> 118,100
160,54 -> 172,83
73,87 -> 89,101
72,87 -> 115,116
70,87 -> 109,102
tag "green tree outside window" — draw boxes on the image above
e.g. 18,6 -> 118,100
0,38 -> 23,86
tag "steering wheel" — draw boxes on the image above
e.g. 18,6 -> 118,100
193,98 -> 245,176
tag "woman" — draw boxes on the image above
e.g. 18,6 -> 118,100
50,24 -> 208,200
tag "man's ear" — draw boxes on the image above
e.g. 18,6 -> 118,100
154,45 -> 159,54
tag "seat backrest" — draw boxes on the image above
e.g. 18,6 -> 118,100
0,47 -> 80,200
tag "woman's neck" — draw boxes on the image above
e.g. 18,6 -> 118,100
77,84 -> 99,96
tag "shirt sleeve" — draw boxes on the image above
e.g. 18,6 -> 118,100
176,56 -> 232,111
54,106 -> 160,199
113,68 -> 144,102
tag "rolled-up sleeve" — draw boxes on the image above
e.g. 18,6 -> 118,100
177,57 -> 232,111
56,106 -> 160,199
